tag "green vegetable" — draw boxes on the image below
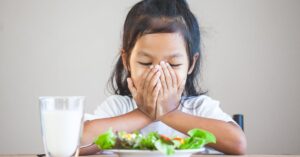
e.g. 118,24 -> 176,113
93,128 -> 216,156
139,132 -> 160,150
188,128 -> 216,144
94,128 -> 116,149
155,139 -> 175,155
179,129 -> 216,149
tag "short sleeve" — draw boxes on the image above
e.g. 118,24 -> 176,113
196,96 -> 236,123
84,95 -> 136,121
181,95 -> 236,124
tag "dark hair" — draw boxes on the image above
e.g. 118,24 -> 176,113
108,0 -> 206,97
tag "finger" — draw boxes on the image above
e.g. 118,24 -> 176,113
160,61 -> 172,90
148,69 -> 161,93
153,81 -> 160,120
140,65 -> 154,90
166,63 -> 177,88
153,79 -> 161,100
159,64 -> 167,93
143,65 -> 159,101
127,78 -> 137,97
177,78 -> 186,96
145,65 -> 160,92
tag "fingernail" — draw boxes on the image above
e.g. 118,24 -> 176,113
155,64 -> 160,69
160,61 -> 165,65
150,65 -> 154,69
157,65 -> 161,70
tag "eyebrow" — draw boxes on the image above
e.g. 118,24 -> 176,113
137,51 -> 184,58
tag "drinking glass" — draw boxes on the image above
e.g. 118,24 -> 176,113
39,96 -> 85,157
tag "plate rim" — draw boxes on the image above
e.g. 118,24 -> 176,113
108,148 -> 205,153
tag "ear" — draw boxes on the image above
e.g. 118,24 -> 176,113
187,53 -> 199,75
121,49 -> 130,72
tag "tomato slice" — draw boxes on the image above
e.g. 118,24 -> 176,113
160,134 -> 171,141
173,137 -> 184,144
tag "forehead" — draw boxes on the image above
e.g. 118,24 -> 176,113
132,33 -> 187,59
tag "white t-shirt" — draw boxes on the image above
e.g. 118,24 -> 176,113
85,94 -> 236,138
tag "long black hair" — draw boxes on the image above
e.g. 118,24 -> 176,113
108,0 -> 206,97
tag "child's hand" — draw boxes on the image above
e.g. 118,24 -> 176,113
156,61 -> 185,120
127,65 -> 161,120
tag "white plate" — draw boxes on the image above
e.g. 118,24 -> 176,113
108,148 -> 205,157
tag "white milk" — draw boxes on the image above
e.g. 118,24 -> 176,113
42,110 -> 82,157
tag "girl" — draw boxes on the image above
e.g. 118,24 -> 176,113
81,0 -> 246,155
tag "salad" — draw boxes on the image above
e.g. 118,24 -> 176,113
94,128 -> 216,155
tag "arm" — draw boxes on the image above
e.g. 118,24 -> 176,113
160,110 -> 247,155
80,66 -> 161,155
80,109 -> 151,155
156,61 -> 247,154
81,109 -> 151,145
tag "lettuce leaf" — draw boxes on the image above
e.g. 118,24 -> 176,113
179,129 -> 216,149
188,128 -> 216,144
94,128 -> 116,150
154,139 -> 175,155
93,128 -> 216,156
138,132 -> 160,150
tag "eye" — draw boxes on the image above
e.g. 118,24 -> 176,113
169,64 -> 182,67
138,62 -> 152,66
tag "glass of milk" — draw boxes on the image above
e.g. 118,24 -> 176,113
39,96 -> 85,157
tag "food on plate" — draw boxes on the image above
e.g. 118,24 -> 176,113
94,128 -> 216,155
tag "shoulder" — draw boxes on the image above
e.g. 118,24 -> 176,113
181,95 -> 220,108
103,95 -> 135,105
180,95 -> 234,122
94,95 -> 136,118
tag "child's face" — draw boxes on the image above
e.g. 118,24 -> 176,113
125,32 -> 196,89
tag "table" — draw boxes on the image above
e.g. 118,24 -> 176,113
1,155 -> 300,157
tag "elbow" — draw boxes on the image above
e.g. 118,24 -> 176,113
81,120 -> 95,145
232,135 -> 247,155
233,142 -> 247,155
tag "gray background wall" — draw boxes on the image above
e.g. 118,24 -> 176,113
0,0 -> 299,155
